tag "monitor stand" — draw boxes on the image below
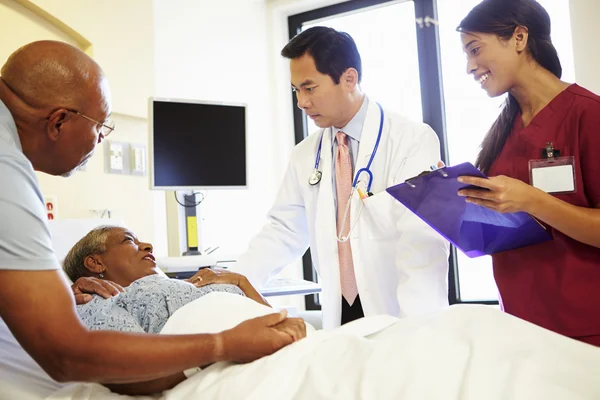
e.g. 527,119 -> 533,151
182,192 -> 202,256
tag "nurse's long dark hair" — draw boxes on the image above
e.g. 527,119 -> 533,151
458,0 -> 563,174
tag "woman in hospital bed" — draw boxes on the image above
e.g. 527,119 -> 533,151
52,224 -> 600,400
61,225 -> 305,395
63,225 -> 279,335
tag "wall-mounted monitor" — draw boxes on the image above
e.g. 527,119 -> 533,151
149,98 -> 247,190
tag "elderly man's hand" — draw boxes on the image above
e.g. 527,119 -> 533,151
218,311 -> 306,364
71,277 -> 124,305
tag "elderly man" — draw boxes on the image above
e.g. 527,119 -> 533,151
0,41 -> 305,398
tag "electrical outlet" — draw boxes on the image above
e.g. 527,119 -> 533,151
105,141 -> 130,174
110,142 -> 124,170
130,144 -> 147,176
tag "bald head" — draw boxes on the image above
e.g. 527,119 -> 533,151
1,40 -> 107,110
0,41 -> 112,177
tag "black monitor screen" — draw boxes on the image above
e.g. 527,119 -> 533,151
150,99 -> 246,189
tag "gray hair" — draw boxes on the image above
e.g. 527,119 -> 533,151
63,225 -> 121,282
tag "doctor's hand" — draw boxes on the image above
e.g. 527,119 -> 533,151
217,310 -> 305,364
71,277 -> 124,305
457,175 -> 542,214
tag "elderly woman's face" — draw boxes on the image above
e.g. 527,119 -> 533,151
96,227 -> 158,287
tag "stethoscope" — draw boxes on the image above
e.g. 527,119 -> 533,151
308,102 -> 385,242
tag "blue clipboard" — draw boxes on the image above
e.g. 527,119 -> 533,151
385,162 -> 552,258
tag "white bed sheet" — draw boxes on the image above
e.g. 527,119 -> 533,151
48,293 -> 600,400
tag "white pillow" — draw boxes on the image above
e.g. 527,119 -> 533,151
160,292 -> 315,335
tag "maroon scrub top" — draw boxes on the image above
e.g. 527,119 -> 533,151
488,84 -> 600,339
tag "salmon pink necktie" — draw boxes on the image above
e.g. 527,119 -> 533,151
335,131 -> 358,305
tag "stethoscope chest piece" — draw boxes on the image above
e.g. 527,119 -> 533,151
309,102 -> 384,194
309,169 -> 322,185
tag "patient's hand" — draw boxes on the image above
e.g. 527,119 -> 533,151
187,268 -> 271,307
71,277 -> 124,305
273,317 -> 307,342
187,268 -> 244,287
218,310 -> 305,363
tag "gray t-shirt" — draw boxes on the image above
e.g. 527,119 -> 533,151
0,101 -> 63,398
0,99 -> 60,271
77,274 -> 246,333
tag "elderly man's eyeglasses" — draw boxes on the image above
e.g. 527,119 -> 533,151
67,109 -> 115,137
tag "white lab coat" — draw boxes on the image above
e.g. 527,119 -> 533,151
236,100 -> 450,329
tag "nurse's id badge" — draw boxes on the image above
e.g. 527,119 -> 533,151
529,142 -> 576,194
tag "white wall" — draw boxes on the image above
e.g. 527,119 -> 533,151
0,0 -> 168,256
29,0 -> 155,118
569,0 -> 600,93
154,0 -> 282,250
0,0 -> 79,54
154,0 -> 315,309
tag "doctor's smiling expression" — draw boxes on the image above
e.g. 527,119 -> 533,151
290,52 -> 363,129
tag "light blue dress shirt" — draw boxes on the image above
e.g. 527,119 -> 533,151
331,96 -> 369,211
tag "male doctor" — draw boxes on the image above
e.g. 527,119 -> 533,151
235,27 -> 450,328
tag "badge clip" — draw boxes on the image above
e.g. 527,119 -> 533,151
542,142 -> 561,159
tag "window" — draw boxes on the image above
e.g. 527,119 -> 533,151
288,0 -> 445,310
437,0 -> 575,302
302,0 -> 423,136
288,0 -> 575,308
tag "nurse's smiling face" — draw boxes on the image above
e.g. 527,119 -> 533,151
461,28 -> 529,97
290,53 -> 358,129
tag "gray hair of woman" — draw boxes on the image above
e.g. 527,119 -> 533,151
63,225 -> 121,282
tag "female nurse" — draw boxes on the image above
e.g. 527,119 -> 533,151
456,0 -> 600,346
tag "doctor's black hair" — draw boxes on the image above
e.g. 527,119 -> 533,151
458,0 -> 562,174
281,26 -> 362,84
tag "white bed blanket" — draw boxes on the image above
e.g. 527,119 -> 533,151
49,293 -> 600,400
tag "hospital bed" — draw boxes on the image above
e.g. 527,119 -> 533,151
4,220 -> 599,399
38,293 -> 600,400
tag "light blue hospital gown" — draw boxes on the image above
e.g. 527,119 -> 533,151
77,274 -> 245,334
